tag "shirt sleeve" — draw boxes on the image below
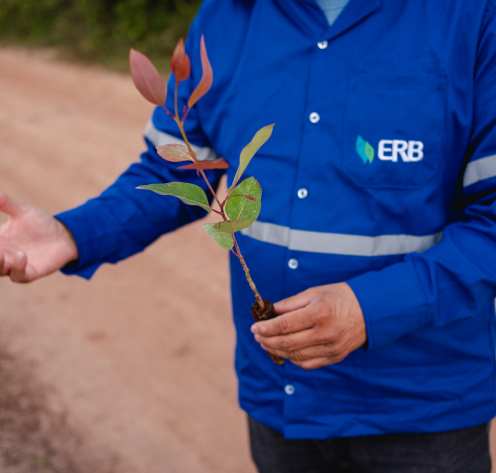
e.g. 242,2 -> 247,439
55,24 -> 225,280
346,3 -> 496,350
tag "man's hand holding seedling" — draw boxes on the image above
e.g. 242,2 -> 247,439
251,283 -> 366,370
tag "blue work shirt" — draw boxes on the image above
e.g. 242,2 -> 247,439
56,0 -> 496,439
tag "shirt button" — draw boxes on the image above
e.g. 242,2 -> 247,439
309,112 -> 320,123
288,259 -> 299,270
317,41 -> 328,50
297,188 -> 308,199
285,384 -> 295,395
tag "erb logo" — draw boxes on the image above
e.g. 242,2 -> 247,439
356,136 -> 424,164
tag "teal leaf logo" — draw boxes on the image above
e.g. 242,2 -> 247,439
356,136 -> 375,164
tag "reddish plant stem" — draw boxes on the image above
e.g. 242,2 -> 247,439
177,120 -> 225,214
171,87 -> 225,214
169,85 -> 265,310
228,194 -> 256,201
232,234 -> 265,310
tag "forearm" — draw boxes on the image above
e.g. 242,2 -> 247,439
347,201 -> 496,349
56,145 -> 224,279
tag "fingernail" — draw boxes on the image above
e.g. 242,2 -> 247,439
251,324 -> 259,335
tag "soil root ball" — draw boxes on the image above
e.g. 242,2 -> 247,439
251,299 -> 285,365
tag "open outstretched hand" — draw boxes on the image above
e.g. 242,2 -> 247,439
0,193 -> 78,283
251,283 -> 367,370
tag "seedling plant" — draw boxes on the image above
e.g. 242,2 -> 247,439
129,37 -> 283,364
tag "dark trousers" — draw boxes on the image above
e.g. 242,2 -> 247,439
248,416 -> 491,473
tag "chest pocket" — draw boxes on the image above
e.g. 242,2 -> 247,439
341,74 -> 447,189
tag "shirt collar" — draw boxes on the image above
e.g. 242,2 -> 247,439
302,0 -> 382,42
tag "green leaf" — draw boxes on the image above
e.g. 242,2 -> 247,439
225,177 -> 262,221
201,223 -> 234,250
230,124 -> 274,190
137,182 -> 210,212
213,218 -> 253,234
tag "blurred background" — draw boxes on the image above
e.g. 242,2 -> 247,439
0,1 -> 256,472
0,0 -> 202,71
0,1 -> 495,472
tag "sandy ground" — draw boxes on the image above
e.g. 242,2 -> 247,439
0,47 -> 495,472
0,47 -> 254,473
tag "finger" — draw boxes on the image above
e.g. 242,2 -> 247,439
262,344 -> 343,369
262,343 -> 336,362
0,252 -> 10,276
255,327 -> 317,353
295,357 -> 334,370
252,307 -> 315,337
10,251 -> 28,283
0,192 -> 26,218
263,343 -> 329,370
273,288 -> 317,315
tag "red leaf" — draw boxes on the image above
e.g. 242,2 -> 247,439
178,160 -> 229,170
187,35 -> 213,109
156,144 -> 196,162
170,39 -> 184,71
129,49 -> 167,106
170,38 -> 191,83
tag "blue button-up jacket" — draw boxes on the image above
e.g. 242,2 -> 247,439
56,0 -> 496,438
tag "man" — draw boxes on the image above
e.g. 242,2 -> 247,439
1,0 -> 495,471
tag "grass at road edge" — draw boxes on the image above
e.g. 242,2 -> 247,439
0,0 -> 202,73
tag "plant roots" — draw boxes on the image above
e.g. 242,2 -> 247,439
251,299 -> 284,365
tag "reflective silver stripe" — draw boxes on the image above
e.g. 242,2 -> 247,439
463,154 -> 496,187
240,221 -> 443,256
144,119 -> 220,162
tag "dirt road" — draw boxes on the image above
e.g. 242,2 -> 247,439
0,47 -> 254,473
0,47 -> 494,472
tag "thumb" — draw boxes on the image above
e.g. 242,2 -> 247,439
0,192 -> 26,218
274,289 -> 315,315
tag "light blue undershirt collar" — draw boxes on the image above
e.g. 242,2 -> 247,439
315,0 -> 351,25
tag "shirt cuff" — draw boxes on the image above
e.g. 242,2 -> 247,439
54,199 -> 120,280
346,261 -> 431,350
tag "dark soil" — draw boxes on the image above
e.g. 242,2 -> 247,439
251,299 -> 285,365
0,348 -> 84,473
